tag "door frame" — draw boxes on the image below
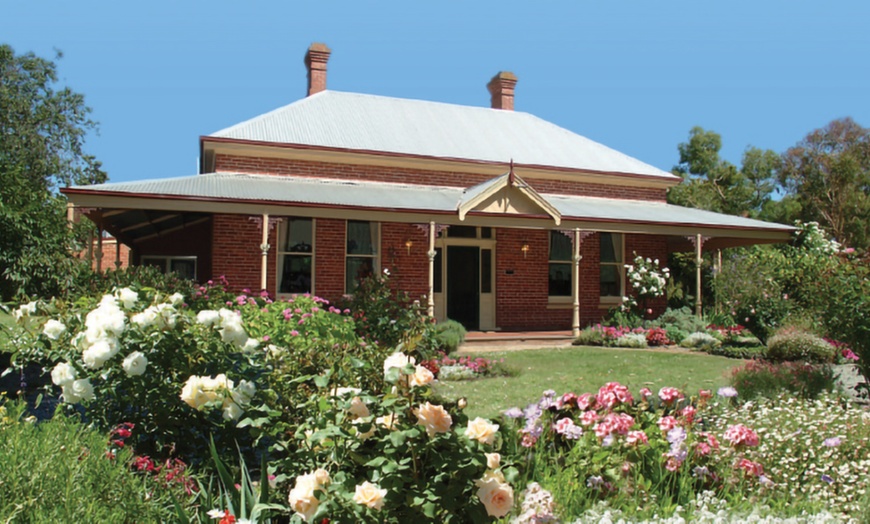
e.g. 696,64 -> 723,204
433,236 -> 497,331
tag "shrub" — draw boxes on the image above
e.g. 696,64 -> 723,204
439,364 -> 478,381
664,325 -> 689,345
0,399 -> 191,521
432,319 -> 467,354
645,328 -> 670,347
615,333 -> 648,348
766,329 -> 836,363
679,332 -> 722,351
653,307 -> 707,334
707,345 -> 767,360
573,326 -> 605,346
729,360 -> 837,399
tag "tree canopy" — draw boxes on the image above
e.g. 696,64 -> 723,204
0,44 -> 106,301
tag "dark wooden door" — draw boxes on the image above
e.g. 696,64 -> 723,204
446,246 -> 480,330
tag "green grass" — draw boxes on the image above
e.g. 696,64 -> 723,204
435,346 -> 744,419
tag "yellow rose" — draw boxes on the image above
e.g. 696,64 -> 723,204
414,402 -> 453,437
353,480 -> 387,510
409,365 -> 434,388
485,452 -> 501,470
465,417 -> 499,445
476,476 -> 514,518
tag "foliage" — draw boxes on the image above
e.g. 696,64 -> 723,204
779,117 -> 870,250
614,333 -> 648,348
431,319 -> 467,354
0,398 -> 191,521
705,345 -> 766,360
340,272 -> 434,359
0,45 -> 107,301
573,327 -> 605,347
765,329 -> 836,364
652,307 -> 708,334
69,265 -> 210,304
729,361 -> 837,400
270,353 -> 517,523
664,326 -> 689,345
601,307 -> 643,329
679,332 -> 721,351
668,126 -> 780,218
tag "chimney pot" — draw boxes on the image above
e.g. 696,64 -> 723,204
487,71 -> 518,110
305,42 -> 332,96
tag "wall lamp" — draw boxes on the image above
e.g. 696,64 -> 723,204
405,239 -> 414,255
521,243 -> 530,259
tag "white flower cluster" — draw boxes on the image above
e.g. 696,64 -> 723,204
179,374 -> 256,421
50,362 -> 94,403
79,294 -> 128,369
13,301 -> 38,321
512,482 -> 560,523
196,308 -> 257,350
625,256 -> 669,299
795,221 -> 842,256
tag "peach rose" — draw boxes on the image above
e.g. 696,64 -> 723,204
353,480 -> 387,510
349,396 -> 370,418
476,476 -> 514,518
409,365 -> 435,388
465,417 -> 499,445
288,472 -> 327,522
485,452 -> 501,470
414,402 -> 452,437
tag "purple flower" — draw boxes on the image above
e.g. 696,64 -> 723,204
823,437 -> 842,447
821,474 -> 834,484
586,475 -> 604,489
667,427 -> 687,447
692,466 -> 710,479
717,386 -> 738,398
503,407 -> 523,419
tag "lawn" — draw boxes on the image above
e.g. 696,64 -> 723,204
435,346 -> 744,419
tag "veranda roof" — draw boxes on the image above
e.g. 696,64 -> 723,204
63,172 -> 794,248
207,91 -> 679,181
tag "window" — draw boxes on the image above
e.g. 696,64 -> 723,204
445,226 -> 493,239
548,231 -> 572,297
346,221 -> 379,292
278,218 -> 314,294
141,256 -> 197,280
600,233 -> 624,299
481,248 -> 492,293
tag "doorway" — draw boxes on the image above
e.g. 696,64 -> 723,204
446,246 -> 480,330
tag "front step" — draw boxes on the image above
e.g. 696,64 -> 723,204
458,331 -> 575,353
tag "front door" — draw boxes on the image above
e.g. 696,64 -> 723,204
446,246 -> 480,331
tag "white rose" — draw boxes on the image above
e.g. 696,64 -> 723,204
169,292 -> 184,306
222,400 -> 244,421
352,418 -> 375,440
51,362 -> 77,387
61,384 -> 80,404
155,303 -> 178,329
409,365 -> 434,388
242,338 -> 260,353
132,308 -> 158,329
180,376 -> 208,409
376,413 -> 398,430
13,301 -> 38,320
43,319 -> 67,340
331,386 -> 362,397
70,378 -> 95,402
231,380 -> 257,405
82,338 -> 119,369
288,473 -> 324,522
122,351 -> 148,376
353,480 -> 387,510
115,287 -> 139,309
196,310 -> 221,327
383,351 -> 415,377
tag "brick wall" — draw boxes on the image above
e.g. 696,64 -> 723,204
135,220 -> 213,280
381,222 -> 430,301
313,219 -> 345,302
214,154 -> 667,201
211,215 -> 275,293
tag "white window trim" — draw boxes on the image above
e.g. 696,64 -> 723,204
276,217 -> 316,297
599,232 -> 625,305
548,230 -> 573,303
344,221 -> 380,294
140,255 -> 197,280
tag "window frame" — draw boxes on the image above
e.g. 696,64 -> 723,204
276,217 -> 315,296
345,220 -> 380,293
140,255 -> 198,280
548,230 -> 573,301
599,232 -> 625,304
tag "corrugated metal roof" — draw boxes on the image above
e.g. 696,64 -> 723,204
72,172 -> 793,232
209,91 -> 678,180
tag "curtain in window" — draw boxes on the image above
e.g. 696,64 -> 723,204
347,221 -> 377,255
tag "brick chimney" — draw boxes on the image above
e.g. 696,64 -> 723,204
304,43 -> 331,96
487,71 -> 517,110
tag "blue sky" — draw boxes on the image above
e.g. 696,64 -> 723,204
2,1 -> 869,184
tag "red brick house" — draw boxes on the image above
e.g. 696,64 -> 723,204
62,43 -> 792,333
